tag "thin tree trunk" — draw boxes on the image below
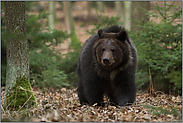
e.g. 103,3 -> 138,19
115,1 -> 125,24
124,1 -> 131,31
131,1 -> 150,32
49,1 -> 55,33
63,1 -> 73,51
97,1 -> 104,12
87,1 -> 91,18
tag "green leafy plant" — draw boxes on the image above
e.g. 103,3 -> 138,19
42,70 -> 68,88
58,49 -> 80,87
27,12 -> 73,89
130,2 -> 182,94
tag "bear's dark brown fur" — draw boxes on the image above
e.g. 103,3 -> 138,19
77,25 -> 137,106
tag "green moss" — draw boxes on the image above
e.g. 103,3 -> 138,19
6,76 -> 37,111
143,105 -> 180,116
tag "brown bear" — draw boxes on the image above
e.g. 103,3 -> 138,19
77,25 -> 137,106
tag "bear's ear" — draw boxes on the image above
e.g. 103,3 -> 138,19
98,29 -> 104,39
117,29 -> 128,41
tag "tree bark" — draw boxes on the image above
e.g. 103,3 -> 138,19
97,1 -> 104,12
115,1 -> 125,25
49,1 -> 55,33
63,1 -> 73,51
87,1 -> 91,18
131,1 -> 150,32
4,2 -> 35,110
124,1 -> 131,31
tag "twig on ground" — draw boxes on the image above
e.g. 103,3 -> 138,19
155,91 -> 165,95
18,95 -> 32,112
1,104 -> 5,113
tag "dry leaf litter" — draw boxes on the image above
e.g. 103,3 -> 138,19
1,87 -> 182,122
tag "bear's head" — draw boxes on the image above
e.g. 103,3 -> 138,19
94,28 -> 131,71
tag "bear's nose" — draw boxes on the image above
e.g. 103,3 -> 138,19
103,57 -> 110,65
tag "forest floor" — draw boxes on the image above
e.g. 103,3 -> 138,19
1,1 -> 182,122
1,87 -> 182,122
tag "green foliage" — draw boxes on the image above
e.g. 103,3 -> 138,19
27,11 -> 81,89
27,12 -> 72,89
6,76 -> 36,111
26,12 -> 69,50
58,50 -> 80,87
61,20 -> 81,87
87,12 -> 121,34
29,49 -> 64,88
130,2 -> 182,94
42,70 -> 68,88
167,68 -> 182,88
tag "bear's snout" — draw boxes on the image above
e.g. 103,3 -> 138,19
102,57 -> 110,65
101,51 -> 114,66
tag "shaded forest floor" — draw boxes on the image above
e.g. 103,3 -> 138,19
1,87 -> 182,122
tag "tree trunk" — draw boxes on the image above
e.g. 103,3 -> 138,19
115,1 -> 125,25
131,1 -> 150,32
63,1 -> 73,51
4,1 -> 36,110
124,1 -> 131,31
87,1 -> 91,18
97,1 -> 104,12
49,1 -> 55,33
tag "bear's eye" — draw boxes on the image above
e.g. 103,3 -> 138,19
111,49 -> 115,52
102,48 -> 105,52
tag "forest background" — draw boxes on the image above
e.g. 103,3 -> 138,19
1,1 -> 182,122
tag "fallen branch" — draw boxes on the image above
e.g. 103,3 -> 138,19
18,95 -> 32,112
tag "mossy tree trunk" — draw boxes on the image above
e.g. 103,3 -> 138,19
4,1 -> 36,111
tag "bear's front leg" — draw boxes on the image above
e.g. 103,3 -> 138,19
114,83 -> 136,106
83,77 -> 105,106
77,81 -> 89,104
